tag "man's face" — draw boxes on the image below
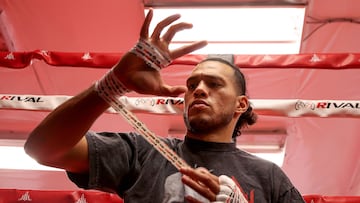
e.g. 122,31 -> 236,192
183,60 -> 240,134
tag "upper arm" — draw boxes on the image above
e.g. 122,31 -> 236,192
39,137 -> 90,173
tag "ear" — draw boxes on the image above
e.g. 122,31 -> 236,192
235,95 -> 249,114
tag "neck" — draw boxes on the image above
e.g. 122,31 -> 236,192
185,128 -> 234,143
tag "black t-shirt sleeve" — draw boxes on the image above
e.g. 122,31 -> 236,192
67,131 -> 141,195
278,187 -> 306,203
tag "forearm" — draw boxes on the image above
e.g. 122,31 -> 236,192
24,9 -> 206,170
24,84 -> 108,162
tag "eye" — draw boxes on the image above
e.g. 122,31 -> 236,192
208,81 -> 222,89
187,82 -> 197,90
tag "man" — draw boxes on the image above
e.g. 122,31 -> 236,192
24,10 -> 305,203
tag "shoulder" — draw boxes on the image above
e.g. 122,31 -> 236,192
235,149 -> 288,178
237,149 -> 276,167
85,131 -> 150,154
161,137 -> 184,147
86,131 -> 137,143
87,131 -> 185,151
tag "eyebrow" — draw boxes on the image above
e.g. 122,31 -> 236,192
186,74 -> 225,84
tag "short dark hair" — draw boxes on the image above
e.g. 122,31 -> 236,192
199,57 -> 257,137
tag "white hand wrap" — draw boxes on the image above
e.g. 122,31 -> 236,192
212,175 -> 248,203
130,38 -> 172,71
95,68 -> 131,101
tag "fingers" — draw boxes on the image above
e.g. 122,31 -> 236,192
140,9 -> 153,38
161,22 -> 193,43
185,195 -> 204,203
180,167 -> 220,201
121,10 -> 207,97
182,175 -> 216,201
151,14 -> 181,39
139,10 -> 208,65
170,40 -> 208,59
159,85 -> 187,97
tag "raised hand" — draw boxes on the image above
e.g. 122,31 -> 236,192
180,167 -> 249,203
180,167 -> 220,202
112,9 -> 207,97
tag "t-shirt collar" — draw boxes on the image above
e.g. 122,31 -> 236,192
184,136 -> 237,152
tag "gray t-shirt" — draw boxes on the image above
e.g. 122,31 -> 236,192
67,131 -> 305,203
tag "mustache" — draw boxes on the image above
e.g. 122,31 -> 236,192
189,99 -> 209,108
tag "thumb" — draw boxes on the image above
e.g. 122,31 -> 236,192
159,85 -> 187,97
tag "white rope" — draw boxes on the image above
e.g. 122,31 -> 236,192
1,94 -> 359,117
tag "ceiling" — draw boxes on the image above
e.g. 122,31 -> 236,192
0,0 -> 360,196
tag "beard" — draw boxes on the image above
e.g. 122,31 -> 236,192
183,109 -> 234,135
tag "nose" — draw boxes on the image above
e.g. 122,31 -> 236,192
193,81 -> 208,98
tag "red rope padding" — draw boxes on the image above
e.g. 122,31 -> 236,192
303,194 -> 360,203
0,189 -> 123,203
0,189 -> 359,203
1,50 -> 360,69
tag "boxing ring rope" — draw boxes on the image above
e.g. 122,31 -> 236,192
1,51 -> 360,202
1,94 -> 360,118
1,50 -> 360,69
1,189 -> 359,203
1,51 -> 359,118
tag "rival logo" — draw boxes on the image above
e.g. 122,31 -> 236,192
316,102 -> 360,109
295,100 -> 360,110
0,95 -> 44,103
156,98 -> 184,105
135,98 -> 183,106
